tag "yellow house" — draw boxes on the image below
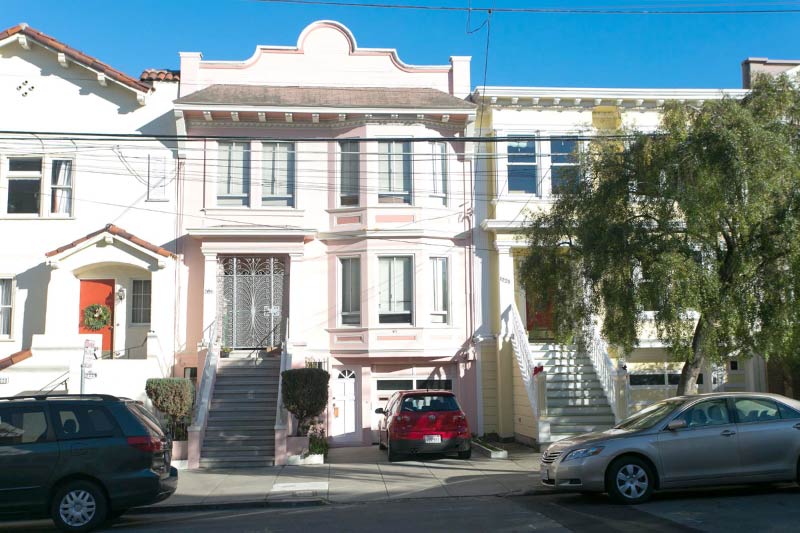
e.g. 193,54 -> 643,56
470,86 -> 767,447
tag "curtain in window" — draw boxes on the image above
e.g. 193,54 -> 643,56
50,160 -> 73,215
378,142 -> 411,200
379,257 -> 412,314
0,279 -> 11,336
262,142 -> 295,206
217,142 -> 249,206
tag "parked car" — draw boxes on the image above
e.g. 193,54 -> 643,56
0,394 -> 178,532
540,392 -> 800,503
375,390 -> 471,461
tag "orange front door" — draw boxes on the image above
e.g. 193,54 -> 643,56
79,279 -> 115,354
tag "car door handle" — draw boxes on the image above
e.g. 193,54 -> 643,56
720,430 -> 736,437
71,443 -> 89,456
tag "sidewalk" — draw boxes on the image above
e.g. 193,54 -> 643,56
137,444 -> 544,513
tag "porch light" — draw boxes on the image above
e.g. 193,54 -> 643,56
116,287 -> 126,302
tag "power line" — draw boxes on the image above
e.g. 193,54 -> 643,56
252,0 -> 800,14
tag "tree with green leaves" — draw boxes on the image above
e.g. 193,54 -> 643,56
519,75 -> 800,395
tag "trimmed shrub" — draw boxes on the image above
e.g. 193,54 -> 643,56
281,368 -> 329,436
145,378 -> 194,440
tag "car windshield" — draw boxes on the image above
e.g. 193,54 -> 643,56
401,394 -> 459,412
615,399 -> 685,431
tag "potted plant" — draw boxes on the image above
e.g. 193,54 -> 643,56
220,346 -> 232,358
145,377 -> 195,461
281,367 -> 329,465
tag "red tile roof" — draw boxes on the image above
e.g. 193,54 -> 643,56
45,224 -> 177,259
0,23 -> 151,93
140,69 -> 180,82
0,349 -> 32,371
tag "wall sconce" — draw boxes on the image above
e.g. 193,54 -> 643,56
116,287 -> 126,302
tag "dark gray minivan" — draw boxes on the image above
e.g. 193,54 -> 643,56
0,394 -> 178,532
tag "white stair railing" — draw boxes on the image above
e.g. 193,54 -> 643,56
508,304 -> 549,443
586,318 -> 629,422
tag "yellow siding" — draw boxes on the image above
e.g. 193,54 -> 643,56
481,346 -> 498,434
512,358 -> 536,439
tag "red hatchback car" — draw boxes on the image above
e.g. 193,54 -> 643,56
376,390 -> 471,461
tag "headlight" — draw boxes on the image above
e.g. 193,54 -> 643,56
562,446 -> 605,462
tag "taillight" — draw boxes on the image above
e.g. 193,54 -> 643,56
127,436 -> 163,453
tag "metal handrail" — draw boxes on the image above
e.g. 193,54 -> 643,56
244,320 -> 286,361
36,370 -> 71,395
274,317 -> 289,431
190,321 -> 218,434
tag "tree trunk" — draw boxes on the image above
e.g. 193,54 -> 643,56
676,314 -> 707,396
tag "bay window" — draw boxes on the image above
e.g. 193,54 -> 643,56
339,140 -> 360,206
430,257 -> 449,323
262,142 -> 295,207
507,140 -> 538,194
550,138 -> 581,194
216,141 -> 250,207
431,141 -> 447,206
340,257 -> 361,325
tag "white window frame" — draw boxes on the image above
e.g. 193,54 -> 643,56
0,276 -> 15,340
146,153 -> 171,202
505,136 -> 539,196
430,256 -> 449,324
130,279 -> 152,325
338,139 -> 360,207
1,156 -> 76,218
378,255 -> 414,325
215,141 -> 251,207
378,140 -> 413,205
430,141 -> 448,205
261,141 -> 296,207
339,256 -> 361,327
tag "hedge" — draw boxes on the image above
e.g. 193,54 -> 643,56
281,368 -> 329,436
145,378 -> 194,419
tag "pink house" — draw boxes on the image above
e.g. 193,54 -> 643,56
175,21 -> 478,466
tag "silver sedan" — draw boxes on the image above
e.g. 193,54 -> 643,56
540,392 -> 800,503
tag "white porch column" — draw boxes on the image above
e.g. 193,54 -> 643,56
44,264 -> 79,336
287,252 -> 304,363
497,245 -> 517,340
202,251 -> 218,345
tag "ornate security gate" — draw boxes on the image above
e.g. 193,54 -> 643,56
218,256 -> 286,348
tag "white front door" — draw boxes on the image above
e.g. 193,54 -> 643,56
331,369 -> 358,443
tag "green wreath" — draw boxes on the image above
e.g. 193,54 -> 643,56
83,304 -> 112,331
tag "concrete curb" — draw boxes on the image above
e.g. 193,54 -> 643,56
128,498 -> 326,514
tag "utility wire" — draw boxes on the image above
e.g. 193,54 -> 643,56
252,0 -> 800,14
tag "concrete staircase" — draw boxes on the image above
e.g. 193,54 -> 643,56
200,351 -> 280,469
535,346 -> 616,444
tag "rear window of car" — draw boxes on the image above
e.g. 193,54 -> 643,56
400,394 -> 460,412
127,403 -> 166,437
0,405 -> 50,445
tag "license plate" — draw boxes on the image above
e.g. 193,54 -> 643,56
424,435 -> 442,444
541,468 -> 550,481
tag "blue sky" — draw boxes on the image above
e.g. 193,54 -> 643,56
4,0 -> 799,89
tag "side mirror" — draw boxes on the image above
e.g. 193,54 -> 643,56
374,408 -> 385,415
667,419 -> 687,431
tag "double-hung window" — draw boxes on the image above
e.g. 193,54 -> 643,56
217,142 -> 250,207
378,141 -> 412,204
0,278 -> 12,338
431,141 -> 447,206
430,257 -> 449,324
146,154 -> 169,202
262,142 -> 295,207
50,159 -> 74,215
7,158 -> 42,214
507,140 -> 538,194
340,257 -> 361,325
379,256 -> 413,324
550,138 -> 581,194
131,280 -> 152,325
339,140 -> 360,206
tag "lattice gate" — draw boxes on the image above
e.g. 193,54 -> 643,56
217,256 -> 286,349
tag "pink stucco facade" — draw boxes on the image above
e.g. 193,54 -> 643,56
176,21 -> 479,448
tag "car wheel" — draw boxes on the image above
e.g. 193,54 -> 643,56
50,480 -> 108,532
606,456 -> 655,504
458,448 -> 472,460
387,435 -> 400,462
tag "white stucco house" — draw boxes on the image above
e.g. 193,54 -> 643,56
0,24 -> 184,402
